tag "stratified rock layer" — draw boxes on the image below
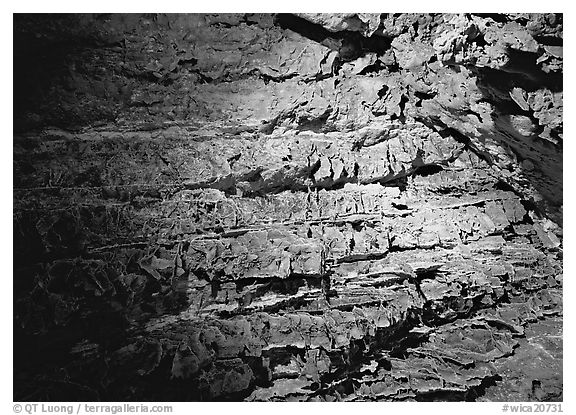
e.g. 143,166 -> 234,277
13,13 -> 562,401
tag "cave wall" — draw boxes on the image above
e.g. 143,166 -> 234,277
13,13 -> 562,401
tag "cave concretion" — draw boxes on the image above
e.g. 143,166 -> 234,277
13,13 -> 562,402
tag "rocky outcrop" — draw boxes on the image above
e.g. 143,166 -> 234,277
13,13 -> 562,401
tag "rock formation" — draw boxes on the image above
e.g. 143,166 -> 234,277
13,13 -> 562,401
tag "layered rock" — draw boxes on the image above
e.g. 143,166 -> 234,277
13,13 -> 562,402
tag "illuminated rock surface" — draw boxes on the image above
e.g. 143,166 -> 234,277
13,13 -> 562,401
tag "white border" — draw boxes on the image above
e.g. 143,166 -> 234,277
3,3 -> 571,414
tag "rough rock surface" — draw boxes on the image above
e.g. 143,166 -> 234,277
13,13 -> 562,402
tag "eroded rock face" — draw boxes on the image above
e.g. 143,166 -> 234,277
13,13 -> 562,402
